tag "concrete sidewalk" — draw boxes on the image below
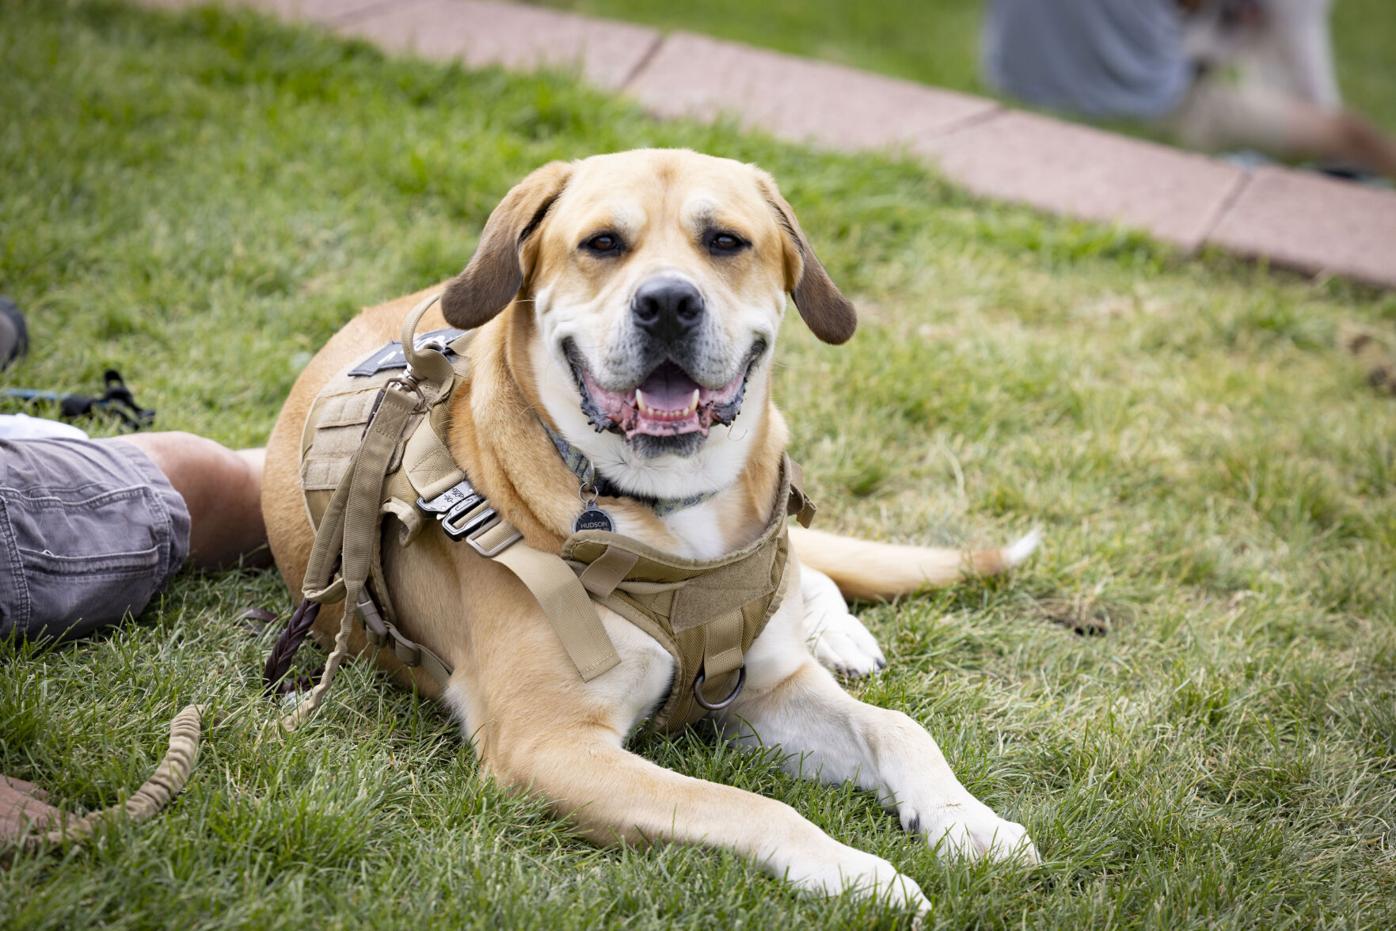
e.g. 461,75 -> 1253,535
138,0 -> 1396,289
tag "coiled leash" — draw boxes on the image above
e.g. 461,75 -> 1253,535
11,705 -> 204,852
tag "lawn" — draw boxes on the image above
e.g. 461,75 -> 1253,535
531,0 -> 1396,134
3,1 -> 1395,928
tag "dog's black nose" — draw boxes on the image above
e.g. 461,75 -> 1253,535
632,277 -> 704,343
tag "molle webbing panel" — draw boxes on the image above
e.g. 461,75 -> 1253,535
301,379 -> 403,494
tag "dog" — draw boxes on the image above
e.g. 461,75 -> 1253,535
263,149 -> 1040,913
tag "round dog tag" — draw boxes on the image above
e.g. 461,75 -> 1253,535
574,508 -> 614,533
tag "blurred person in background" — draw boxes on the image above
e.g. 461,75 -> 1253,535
982,0 -> 1396,180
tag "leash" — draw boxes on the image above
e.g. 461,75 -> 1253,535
282,363 -> 424,731
262,597 -> 324,696
14,704 -> 204,851
277,293 -> 474,728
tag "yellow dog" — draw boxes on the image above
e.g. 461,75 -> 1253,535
263,149 -> 1039,912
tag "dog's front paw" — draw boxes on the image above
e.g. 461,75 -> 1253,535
801,566 -> 887,678
790,844 -> 930,914
903,800 -> 1040,865
810,611 -> 886,679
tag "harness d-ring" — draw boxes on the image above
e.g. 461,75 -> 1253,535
692,665 -> 747,712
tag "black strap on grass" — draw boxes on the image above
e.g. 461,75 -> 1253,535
1,369 -> 155,431
262,598 -> 324,697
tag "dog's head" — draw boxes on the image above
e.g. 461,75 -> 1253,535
442,149 -> 853,498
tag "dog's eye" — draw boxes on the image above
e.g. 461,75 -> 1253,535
581,232 -> 623,255
707,231 -> 748,255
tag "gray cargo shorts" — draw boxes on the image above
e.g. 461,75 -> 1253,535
0,438 -> 191,642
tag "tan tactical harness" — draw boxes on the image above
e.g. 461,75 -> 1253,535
287,294 -> 815,733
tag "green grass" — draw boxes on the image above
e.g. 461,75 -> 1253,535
531,0 -> 1396,133
3,1 -> 1396,928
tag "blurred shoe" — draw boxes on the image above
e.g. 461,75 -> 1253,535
1314,162 -> 1394,189
0,297 -> 28,371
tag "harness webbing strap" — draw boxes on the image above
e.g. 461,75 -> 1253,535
402,415 -> 464,502
494,542 -> 622,680
283,380 -> 420,731
577,546 -> 639,598
357,594 -> 453,684
386,352 -> 623,684
702,608 -> 745,679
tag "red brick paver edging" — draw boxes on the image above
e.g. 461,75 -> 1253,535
1209,168 -> 1396,288
913,111 -> 1247,252
339,0 -> 661,90
627,32 -> 997,152
132,0 -> 1396,289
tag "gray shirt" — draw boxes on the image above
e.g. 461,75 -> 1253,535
983,0 -> 1192,120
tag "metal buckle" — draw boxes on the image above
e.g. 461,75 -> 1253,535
465,516 -> 523,557
440,502 -> 499,540
357,595 -> 388,646
417,479 -> 480,517
692,666 -> 747,712
415,333 -> 452,354
384,370 -> 424,405
415,477 -> 521,555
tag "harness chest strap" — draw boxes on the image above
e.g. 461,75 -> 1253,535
397,396 -> 814,724
557,461 -> 809,729
389,387 -> 622,682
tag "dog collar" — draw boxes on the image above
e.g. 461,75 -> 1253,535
539,421 -> 722,517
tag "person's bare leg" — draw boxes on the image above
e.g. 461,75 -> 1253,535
102,432 -> 269,570
1174,75 -> 1396,179
1321,112 -> 1396,178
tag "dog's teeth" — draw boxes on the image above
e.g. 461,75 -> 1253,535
635,387 -> 700,419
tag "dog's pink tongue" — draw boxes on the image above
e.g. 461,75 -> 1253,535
638,363 -> 698,410
631,363 -> 703,436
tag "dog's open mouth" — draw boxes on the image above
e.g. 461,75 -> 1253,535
566,345 -> 761,439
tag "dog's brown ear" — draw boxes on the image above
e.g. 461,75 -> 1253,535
756,171 -> 856,345
441,160 -> 573,329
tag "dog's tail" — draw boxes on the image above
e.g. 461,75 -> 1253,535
788,526 -> 1042,602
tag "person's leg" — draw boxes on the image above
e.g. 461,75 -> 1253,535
1,432 -> 268,844
1172,76 -> 1396,178
1,433 -> 268,644
0,437 -> 191,643
1248,0 -> 1340,109
104,433 -> 268,570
